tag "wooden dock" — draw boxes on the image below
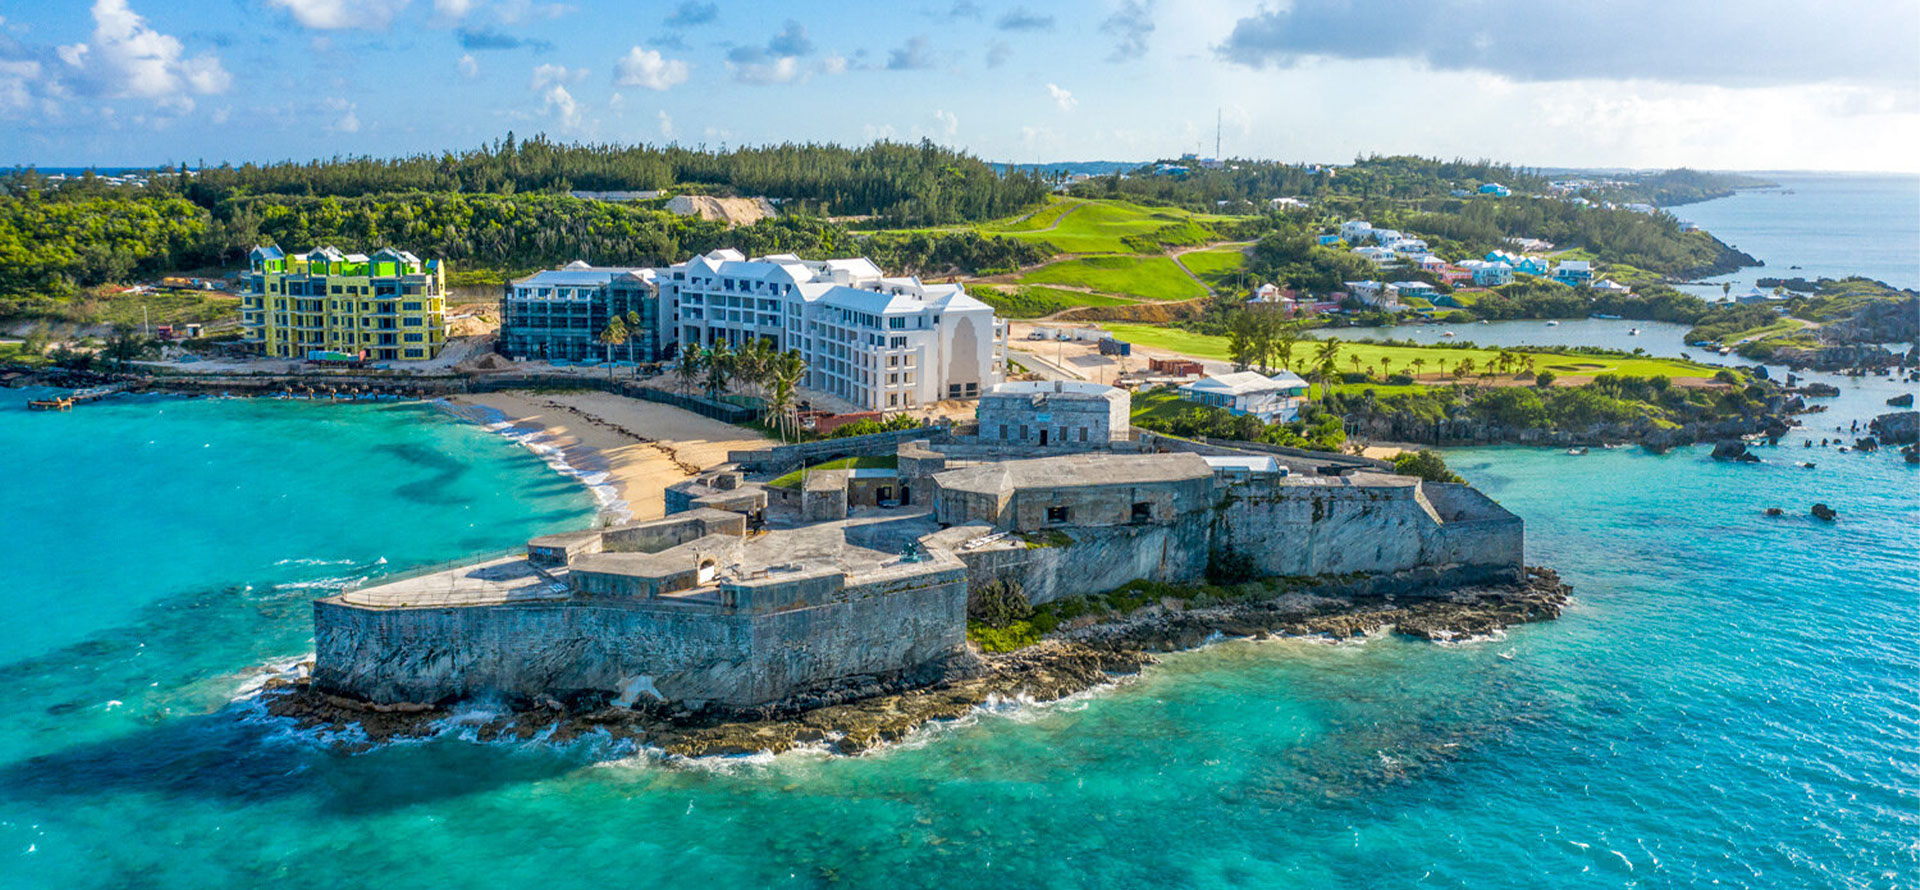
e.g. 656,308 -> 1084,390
28,382 -> 133,411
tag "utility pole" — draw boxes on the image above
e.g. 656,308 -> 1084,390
1215,107 -> 1222,161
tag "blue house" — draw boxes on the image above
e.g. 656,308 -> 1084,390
1479,183 -> 1512,197
1552,260 -> 1594,287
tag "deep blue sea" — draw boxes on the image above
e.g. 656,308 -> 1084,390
1676,172 -> 1919,294
1,171 -> 1916,888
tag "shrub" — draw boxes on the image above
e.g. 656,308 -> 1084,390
967,578 -> 1032,628
1392,450 -> 1466,483
1533,369 -> 1557,387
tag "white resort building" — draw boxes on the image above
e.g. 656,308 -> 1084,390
501,249 -> 1010,412
661,249 -> 1008,411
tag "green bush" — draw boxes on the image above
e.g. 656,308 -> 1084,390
1391,450 -> 1465,483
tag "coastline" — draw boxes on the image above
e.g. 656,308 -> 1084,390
441,390 -> 773,523
259,567 -> 1571,759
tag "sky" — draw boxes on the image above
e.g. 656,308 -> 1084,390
1,0 -> 1917,172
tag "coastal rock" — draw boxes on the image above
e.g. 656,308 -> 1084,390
1710,439 -> 1753,461
1869,411 -> 1919,446
1888,393 -> 1915,408
1810,503 -> 1837,521
1776,344 -> 1900,372
1799,382 -> 1841,398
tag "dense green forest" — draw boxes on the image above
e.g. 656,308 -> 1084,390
1067,155 -> 1548,209
1577,169 -> 1776,207
0,138 -> 1057,317
20,136 -> 1048,224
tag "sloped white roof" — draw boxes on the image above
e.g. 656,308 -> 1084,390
1184,371 -> 1288,396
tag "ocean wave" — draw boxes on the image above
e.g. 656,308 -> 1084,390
435,399 -> 633,524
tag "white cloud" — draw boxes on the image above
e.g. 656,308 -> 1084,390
728,54 -> 799,85
0,59 -> 40,113
457,53 -> 479,78
58,0 -> 231,113
325,96 -> 359,132
433,0 -> 475,20
1046,82 -> 1075,111
933,108 -> 958,136
613,47 -> 687,91
657,109 -> 675,138
819,54 -> 847,75
863,123 -> 898,141
529,62 -> 585,91
267,0 -> 412,30
529,63 -> 584,128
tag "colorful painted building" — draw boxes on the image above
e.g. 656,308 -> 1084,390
241,246 -> 448,361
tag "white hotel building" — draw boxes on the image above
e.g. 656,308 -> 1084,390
659,249 -> 1007,411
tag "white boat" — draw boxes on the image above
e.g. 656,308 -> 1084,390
1442,331 -> 1455,337
1546,320 -> 1561,327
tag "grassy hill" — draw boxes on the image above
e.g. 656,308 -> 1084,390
1019,256 -> 1207,301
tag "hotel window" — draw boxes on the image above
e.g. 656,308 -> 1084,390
1045,506 -> 1070,524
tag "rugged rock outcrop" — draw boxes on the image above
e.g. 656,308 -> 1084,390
1869,411 -> 1919,446
1777,344 -> 1903,371
1711,439 -> 1759,462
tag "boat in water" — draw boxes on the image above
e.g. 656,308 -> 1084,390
1630,328 -> 1641,335
1590,313 -> 1622,320
1442,331 -> 1455,337
1546,320 -> 1561,327
1566,447 -> 1590,455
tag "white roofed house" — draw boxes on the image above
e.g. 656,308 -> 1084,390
1179,370 -> 1309,423
660,249 -> 1006,412
1339,220 -> 1375,242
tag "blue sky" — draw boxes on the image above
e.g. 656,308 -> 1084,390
2,0 -> 1916,171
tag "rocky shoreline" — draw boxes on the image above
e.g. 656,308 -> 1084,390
259,567 -> 1571,758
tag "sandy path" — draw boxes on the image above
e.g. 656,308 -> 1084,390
450,391 -> 772,521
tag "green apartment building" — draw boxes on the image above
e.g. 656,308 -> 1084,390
241,245 -> 449,362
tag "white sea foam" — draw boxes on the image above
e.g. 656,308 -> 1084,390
435,398 -> 633,524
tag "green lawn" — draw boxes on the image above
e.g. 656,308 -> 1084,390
1178,248 -> 1247,287
1129,387 -> 1195,423
1103,324 -> 1723,381
767,455 -> 898,489
1020,256 -> 1207,301
982,198 -> 1237,254
968,285 -> 1137,319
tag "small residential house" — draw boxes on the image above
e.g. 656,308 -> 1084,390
1344,281 -> 1400,309
1339,220 -> 1374,242
1179,371 -> 1305,423
1270,197 -> 1309,211
1552,260 -> 1594,288
1352,246 -> 1399,264
1592,279 -> 1633,295
1458,260 -> 1515,287
1479,183 -> 1512,197
1389,280 -> 1439,301
1388,238 -> 1431,258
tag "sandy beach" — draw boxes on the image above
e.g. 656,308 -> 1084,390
447,390 -> 773,521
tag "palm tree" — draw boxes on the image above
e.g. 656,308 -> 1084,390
1410,356 -> 1427,380
674,345 -> 702,395
1313,337 -> 1341,400
764,350 -> 807,443
1377,356 -> 1392,380
595,316 -> 628,381
702,341 -> 733,400
1348,354 -> 1364,379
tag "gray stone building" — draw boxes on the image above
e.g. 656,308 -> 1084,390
975,380 -> 1131,448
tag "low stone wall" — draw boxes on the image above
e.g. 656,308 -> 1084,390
728,425 -> 947,474
312,561 -> 970,707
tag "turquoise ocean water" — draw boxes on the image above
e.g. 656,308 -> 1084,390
2,171 -> 1916,888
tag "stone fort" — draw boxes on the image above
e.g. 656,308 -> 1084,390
311,392 -> 1523,709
